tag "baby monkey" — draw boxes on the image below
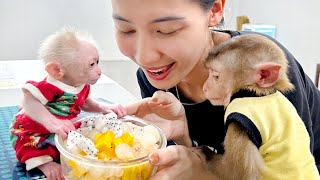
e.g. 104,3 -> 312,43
9,27 -> 127,179
202,34 -> 319,179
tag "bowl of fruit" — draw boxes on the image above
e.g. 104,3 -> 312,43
55,113 -> 167,180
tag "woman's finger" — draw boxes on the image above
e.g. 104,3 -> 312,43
149,145 -> 184,166
151,91 -> 178,105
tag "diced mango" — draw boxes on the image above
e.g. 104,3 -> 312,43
120,132 -> 134,146
95,130 -> 115,151
68,160 -> 87,177
113,137 -> 124,146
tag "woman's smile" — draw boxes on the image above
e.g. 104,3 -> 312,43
145,62 -> 175,80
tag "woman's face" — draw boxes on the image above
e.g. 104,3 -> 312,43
111,0 -> 213,89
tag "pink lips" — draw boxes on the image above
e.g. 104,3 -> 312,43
145,63 -> 174,81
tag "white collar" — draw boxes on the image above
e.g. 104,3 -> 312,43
46,75 -> 86,94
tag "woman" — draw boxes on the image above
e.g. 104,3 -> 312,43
111,0 -> 320,179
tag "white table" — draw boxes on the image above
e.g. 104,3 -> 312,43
0,60 -> 138,107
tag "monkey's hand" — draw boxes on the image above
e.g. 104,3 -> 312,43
148,145 -> 220,180
82,98 -> 127,118
43,118 -> 75,140
125,91 -> 191,146
101,104 -> 127,118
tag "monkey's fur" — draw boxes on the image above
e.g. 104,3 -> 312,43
198,34 -> 318,179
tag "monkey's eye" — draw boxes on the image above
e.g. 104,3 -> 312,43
90,63 -> 95,67
210,71 -> 220,81
212,75 -> 219,80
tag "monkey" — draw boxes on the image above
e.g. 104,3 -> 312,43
201,34 -> 319,179
9,27 -> 127,179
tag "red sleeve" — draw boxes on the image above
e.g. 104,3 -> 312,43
22,78 -> 64,104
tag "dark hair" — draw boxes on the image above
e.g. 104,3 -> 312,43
197,0 -> 224,26
199,0 -> 216,11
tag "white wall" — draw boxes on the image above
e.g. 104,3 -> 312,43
224,0 -> 320,82
1,0 -> 319,81
0,0 -> 127,61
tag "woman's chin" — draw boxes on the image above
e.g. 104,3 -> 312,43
208,99 -> 224,106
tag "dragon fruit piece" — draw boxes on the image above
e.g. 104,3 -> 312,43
122,122 -> 144,137
94,113 -> 123,137
79,116 -> 96,128
66,131 -> 98,157
98,113 -> 117,121
101,120 -> 123,137
76,126 -> 93,137
66,131 -> 81,149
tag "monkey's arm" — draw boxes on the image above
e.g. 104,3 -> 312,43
81,97 -> 121,113
208,122 -> 264,180
81,97 -> 105,112
22,89 -> 75,138
82,97 -> 127,118
22,89 -> 59,126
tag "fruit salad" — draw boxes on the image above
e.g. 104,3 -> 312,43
55,113 -> 166,180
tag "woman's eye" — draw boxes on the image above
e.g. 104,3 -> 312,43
157,30 -> 177,35
124,30 -> 136,34
118,29 -> 136,34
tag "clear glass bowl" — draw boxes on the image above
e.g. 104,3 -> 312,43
55,115 -> 167,180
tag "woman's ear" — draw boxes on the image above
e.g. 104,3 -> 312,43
45,62 -> 64,79
208,0 -> 226,26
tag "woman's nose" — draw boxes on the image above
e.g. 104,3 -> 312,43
135,34 -> 160,64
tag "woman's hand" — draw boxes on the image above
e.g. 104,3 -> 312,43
125,91 -> 191,146
148,145 -> 219,180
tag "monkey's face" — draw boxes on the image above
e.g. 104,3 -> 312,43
63,42 -> 101,87
203,62 -> 234,106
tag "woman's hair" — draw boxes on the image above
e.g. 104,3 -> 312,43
198,0 -> 216,11
38,27 -> 99,68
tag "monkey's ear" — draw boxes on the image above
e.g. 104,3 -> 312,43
254,63 -> 281,88
45,62 -> 64,80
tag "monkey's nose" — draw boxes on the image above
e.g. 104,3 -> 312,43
203,85 -> 207,93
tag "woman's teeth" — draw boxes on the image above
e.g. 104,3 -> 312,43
148,67 -> 167,75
